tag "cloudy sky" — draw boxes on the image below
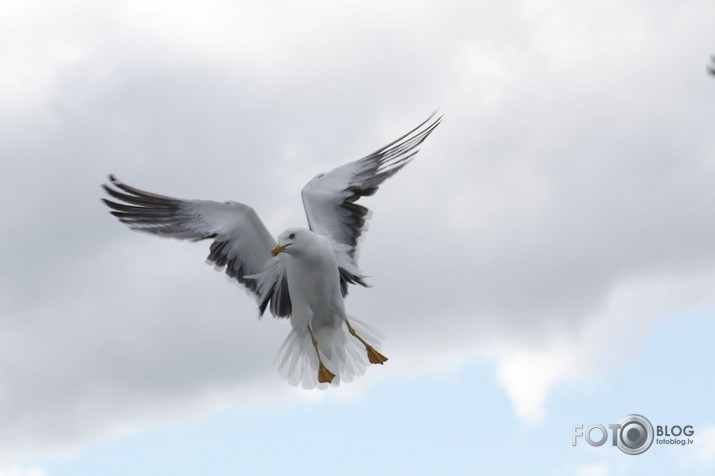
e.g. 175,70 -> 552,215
1,0 -> 714,474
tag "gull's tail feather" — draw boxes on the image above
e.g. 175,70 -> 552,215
273,317 -> 384,389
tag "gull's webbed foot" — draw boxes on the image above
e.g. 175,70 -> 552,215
310,329 -> 336,384
346,321 -> 388,365
366,346 -> 388,365
318,362 -> 336,383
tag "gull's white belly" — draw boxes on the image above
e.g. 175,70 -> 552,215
283,236 -> 345,333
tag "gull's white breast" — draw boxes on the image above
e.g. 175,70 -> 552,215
282,232 -> 346,334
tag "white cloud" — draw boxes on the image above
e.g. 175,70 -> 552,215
496,346 -> 571,421
0,467 -> 46,476
692,426 -> 715,465
679,425 -> 715,473
492,270 -> 715,420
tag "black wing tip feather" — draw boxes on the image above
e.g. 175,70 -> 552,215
371,112 -> 442,159
352,111 -> 442,191
103,174 -> 183,203
101,175 -> 216,242
101,176 -> 184,230
368,112 -> 442,180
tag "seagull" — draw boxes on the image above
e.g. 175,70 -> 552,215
102,113 -> 442,388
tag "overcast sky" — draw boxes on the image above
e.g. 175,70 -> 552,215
1,0 -> 714,475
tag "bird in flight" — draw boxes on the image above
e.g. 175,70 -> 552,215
102,113 -> 441,388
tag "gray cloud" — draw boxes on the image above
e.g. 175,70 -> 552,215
1,0 -> 714,458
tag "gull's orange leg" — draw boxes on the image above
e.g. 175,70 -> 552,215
310,330 -> 335,383
346,322 -> 388,365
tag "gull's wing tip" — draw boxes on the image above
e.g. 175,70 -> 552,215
416,110 -> 443,130
103,174 -> 121,189
426,109 -> 444,124
413,110 -> 443,139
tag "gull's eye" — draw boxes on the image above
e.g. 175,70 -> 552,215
288,233 -> 296,239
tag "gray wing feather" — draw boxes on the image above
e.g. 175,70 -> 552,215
102,175 -> 290,317
300,113 -> 442,294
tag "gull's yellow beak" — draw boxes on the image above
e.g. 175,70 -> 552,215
271,244 -> 288,256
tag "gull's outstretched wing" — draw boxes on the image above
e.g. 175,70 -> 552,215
300,113 -> 442,294
101,175 -> 291,317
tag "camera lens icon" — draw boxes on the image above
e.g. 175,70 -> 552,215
616,414 -> 654,455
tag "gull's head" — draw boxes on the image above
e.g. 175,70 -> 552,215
272,228 -> 310,256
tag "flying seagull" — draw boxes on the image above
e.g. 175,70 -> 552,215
102,113 -> 442,389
